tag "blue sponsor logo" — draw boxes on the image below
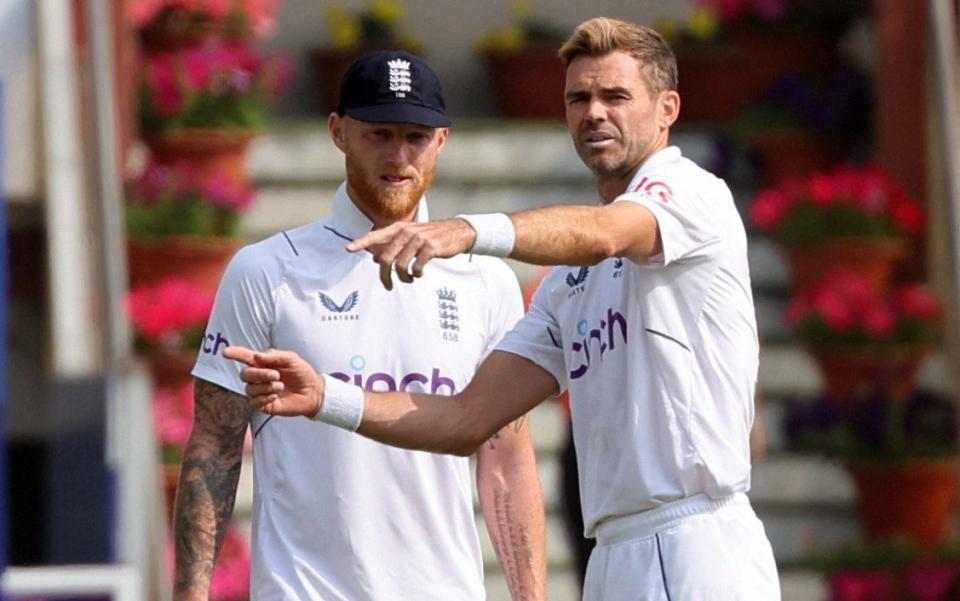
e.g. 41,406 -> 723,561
320,290 -> 360,321
331,354 -> 456,393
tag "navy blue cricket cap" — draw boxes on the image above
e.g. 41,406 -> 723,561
336,50 -> 452,128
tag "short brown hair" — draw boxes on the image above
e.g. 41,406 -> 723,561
558,17 -> 678,94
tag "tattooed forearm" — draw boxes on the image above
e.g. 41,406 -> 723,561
491,488 -> 534,601
487,415 -> 528,450
173,379 -> 252,600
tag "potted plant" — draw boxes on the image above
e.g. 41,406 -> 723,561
475,0 -> 569,120
126,163 -> 255,291
805,541 -> 960,600
127,276 -> 217,386
750,164 -> 925,293
785,389 -> 959,547
732,68 -> 873,185
129,0 -> 280,53
310,0 -> 423,113
786,270 -> 942,402
658,0 -> 867,123
138,40 -> 292,187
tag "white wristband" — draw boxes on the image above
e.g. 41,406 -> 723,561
457,212 -> 516,257
313,374 -> 365,431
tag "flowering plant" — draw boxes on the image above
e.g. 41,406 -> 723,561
129,0 -> 281,41
127,278 -> 216,355
698,0 -> 864,37
785,388 -> 958,461
812,542 -> 960,601
750,165 -> 926,245
126,162 -> 255,239
323,0 -> 422,53
786,271 -> 942,347
474,0 -> 567,55
139,42 -> 292,134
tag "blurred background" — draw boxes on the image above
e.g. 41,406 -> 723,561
2,0 -> 960,599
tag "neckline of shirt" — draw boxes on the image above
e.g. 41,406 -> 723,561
625,145 -> 682,191
325,182 -> 430,242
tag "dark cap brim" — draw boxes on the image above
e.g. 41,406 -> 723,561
344,103 -> 452,128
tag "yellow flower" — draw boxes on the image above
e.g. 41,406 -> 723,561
325,3 -> 361,48
687,6 -> 719,42
368,0 -> 405,26
654,17 -> 681,43
509,0 -> 532,22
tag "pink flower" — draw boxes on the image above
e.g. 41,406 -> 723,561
750,189 -> 789,230
210,528 -> 252,601
893,284 -> 942,322
127,278 -> 215,344
811,288 -> 856,331
153,383 -> 194,447
888,195 -> 926,233
862,301 -> 896,338
904,563 -> 958,601
751,0 -> 789,22
808,173 -> 837,206
830,569 -> 898,601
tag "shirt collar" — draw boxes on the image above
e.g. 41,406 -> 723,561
626,146 -> 682,191
326,182 -> 430,241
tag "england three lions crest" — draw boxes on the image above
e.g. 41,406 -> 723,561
436,287 -> 459,342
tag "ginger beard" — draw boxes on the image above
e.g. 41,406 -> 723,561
344,150 -> 437,222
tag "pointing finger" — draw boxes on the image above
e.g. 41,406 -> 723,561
223,346 -> 258,366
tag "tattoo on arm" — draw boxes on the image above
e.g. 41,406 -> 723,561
486,415 -> 527,450
491,488 -> 534,601
173,379 -> 252,599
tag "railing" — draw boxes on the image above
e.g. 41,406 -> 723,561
929,0 -> 960,391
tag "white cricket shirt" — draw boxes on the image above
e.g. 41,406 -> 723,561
497,146 -> 759,536
193,184 -> 523,601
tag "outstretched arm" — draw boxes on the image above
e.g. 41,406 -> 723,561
476,417 -> 547,601
346,201 -> 660,289
223,346 -> 559,457
173,379 -> 253,601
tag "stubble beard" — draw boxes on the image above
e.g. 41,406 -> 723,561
346,157 -> 437,222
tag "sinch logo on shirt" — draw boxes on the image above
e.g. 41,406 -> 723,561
319,290 -> 360,321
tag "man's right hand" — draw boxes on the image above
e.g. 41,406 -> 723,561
223,346 -> 325,418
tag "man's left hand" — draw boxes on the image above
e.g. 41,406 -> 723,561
346,218 -> 476,290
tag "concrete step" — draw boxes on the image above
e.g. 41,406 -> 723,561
248,121 -> 718,186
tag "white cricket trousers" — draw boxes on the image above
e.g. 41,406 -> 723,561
583,493 -> 780,601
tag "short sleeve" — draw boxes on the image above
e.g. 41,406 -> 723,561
495,281 -> 567,392
479,259 -> 525,360
191,244 -> 277,395
615,174 -> 723,267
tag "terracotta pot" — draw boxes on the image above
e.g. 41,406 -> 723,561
148,347 -> 199,390
847,459 -> 959,548
163,462 -> 181,526
781,237 -> 907,295
145,128 -> 258,189
128,235 -> 241,293
483,47 -> 566,120
676,29 -> 837,124
676,42 -> 751,123
810,343 -> 932,403
748,130 -> 847,186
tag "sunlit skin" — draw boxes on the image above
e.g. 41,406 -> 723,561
328,113 -> 449,227
564,50 -> 680,203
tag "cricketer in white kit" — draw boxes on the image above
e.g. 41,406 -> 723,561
225,18 -> 780,601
